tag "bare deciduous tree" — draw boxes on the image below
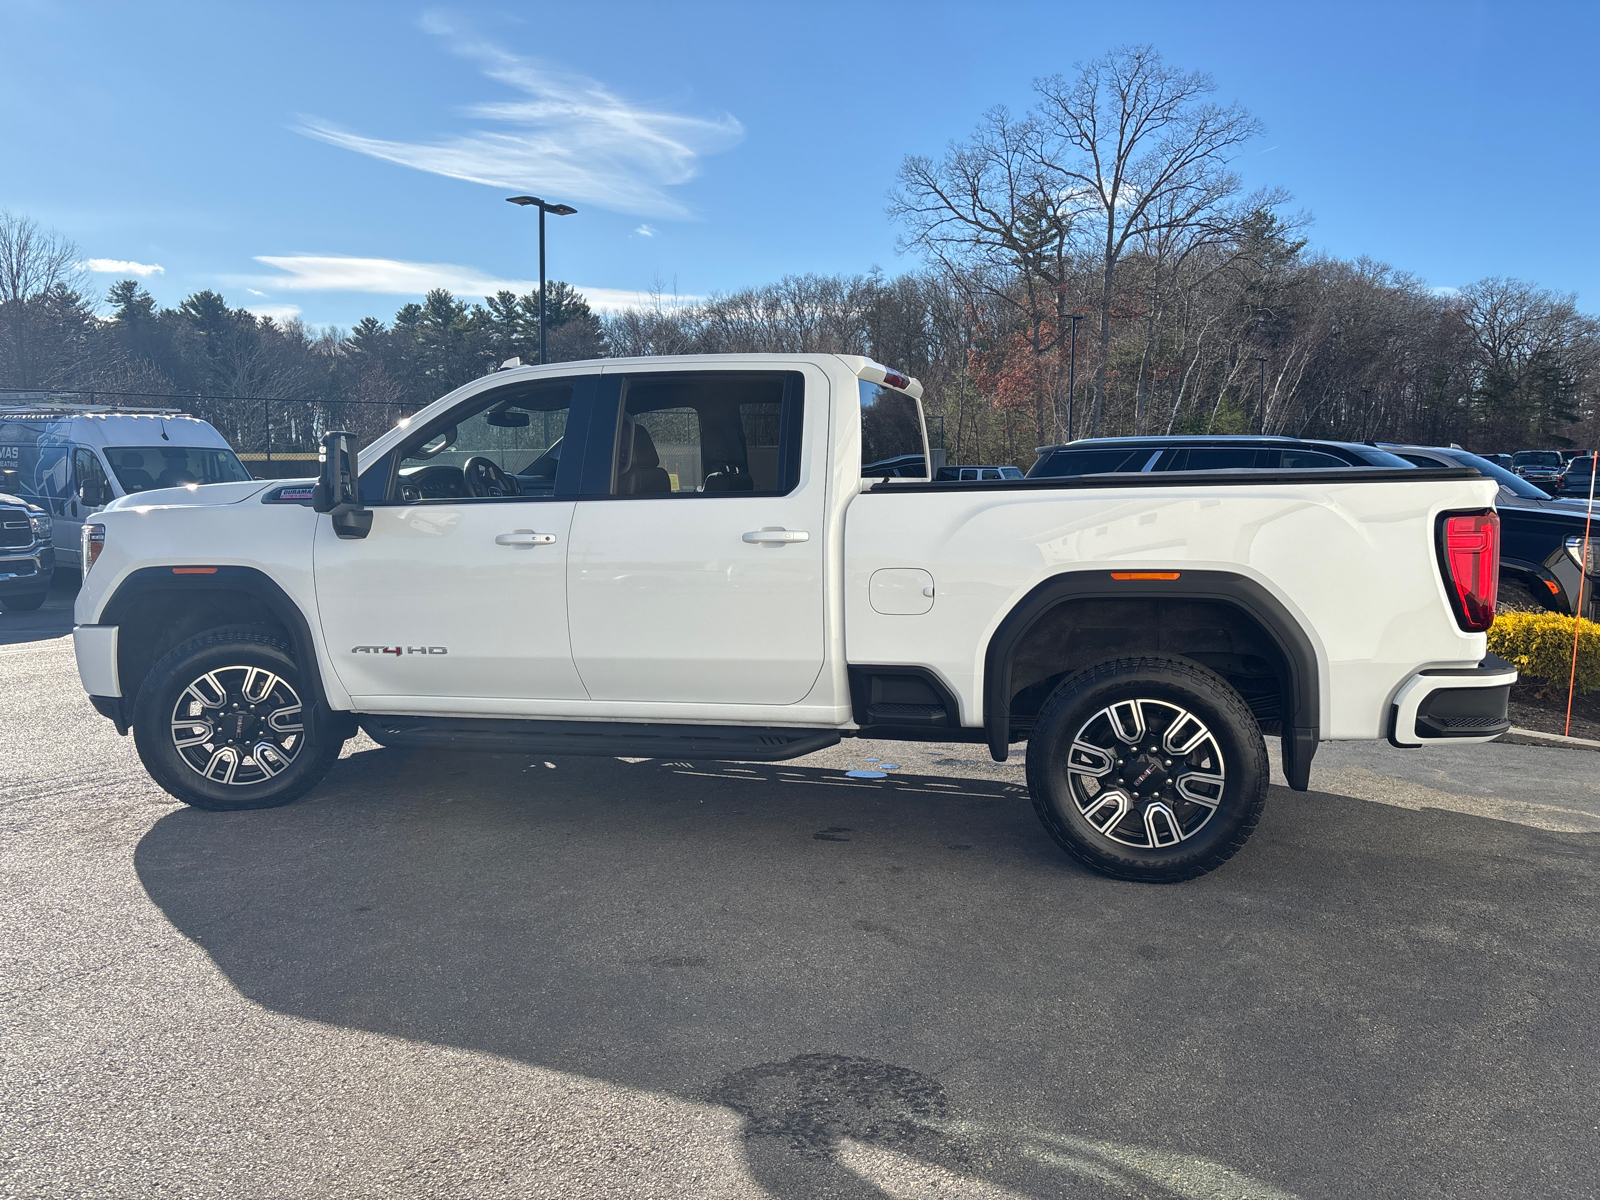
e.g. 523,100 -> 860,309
0,211 -> 88,388
1033,45 -> 1263,434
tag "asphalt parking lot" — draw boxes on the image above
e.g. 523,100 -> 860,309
4,596 -> 1600,1199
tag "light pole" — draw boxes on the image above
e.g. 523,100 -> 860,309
1066,312 -> 1084,443
506,195 -> 578,364
1255,355 -> 1269,434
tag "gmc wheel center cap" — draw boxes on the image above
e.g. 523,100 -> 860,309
1121,752 -> 1168,792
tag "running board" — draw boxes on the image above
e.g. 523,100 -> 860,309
357,716 -> 841,762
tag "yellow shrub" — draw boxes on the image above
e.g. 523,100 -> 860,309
1487,610 -> 1600,694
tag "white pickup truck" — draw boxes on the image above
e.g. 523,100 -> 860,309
71,354 -> 1515,882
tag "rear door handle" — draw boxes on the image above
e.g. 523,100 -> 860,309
495,530 -> 557,547
742,528 -> 809,545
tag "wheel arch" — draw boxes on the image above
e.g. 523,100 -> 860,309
99,566 -> 344,739
983,570 -> 1321,789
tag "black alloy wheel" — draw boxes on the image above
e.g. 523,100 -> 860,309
1026,656 -> 1269,883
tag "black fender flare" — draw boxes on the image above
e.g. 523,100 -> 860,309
1501,554 -> 1569,613
98,565 -> 351,741
982,569 -> 1321,790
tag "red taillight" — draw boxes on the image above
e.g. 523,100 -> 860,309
882,369 -> 912,390
1440,510 -> 1499,632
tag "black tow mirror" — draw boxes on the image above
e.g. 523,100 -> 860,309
311,430 -> 373,539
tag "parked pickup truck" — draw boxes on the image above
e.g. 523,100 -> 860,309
72,354 -> 1515,882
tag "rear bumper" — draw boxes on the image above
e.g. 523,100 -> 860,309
1389,654 -> 1517,747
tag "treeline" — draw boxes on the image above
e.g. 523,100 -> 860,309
1,47 -> 1596,466
1,217 -> 1594,469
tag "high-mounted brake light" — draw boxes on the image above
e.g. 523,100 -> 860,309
1111,572 -> 1180,581
854,359 -> 924,399
1438,510 -> 1499,632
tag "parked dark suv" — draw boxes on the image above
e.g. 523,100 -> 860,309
1381,443 -> 1600,618
1027,435 -> 1415,478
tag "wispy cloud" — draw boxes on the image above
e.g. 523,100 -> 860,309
634,224 -> 656,237
82,258 -> 164,276
294,15 -> 742,219
246,303 -> 303,323
247,254 -> 690,313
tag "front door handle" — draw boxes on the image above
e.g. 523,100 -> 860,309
495,530 -> 557,547
742,528 -> 809,545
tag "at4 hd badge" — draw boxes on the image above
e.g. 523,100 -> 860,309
352,645 -> 449,656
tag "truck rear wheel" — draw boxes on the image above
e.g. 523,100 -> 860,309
1026,656 -> 1269,883
131,627 -> 344,811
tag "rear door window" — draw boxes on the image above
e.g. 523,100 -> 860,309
604,371 -> 803,497
1165,448 -> 1266,471
1280,450 -> 1350,468
1030,448 -> 1150,477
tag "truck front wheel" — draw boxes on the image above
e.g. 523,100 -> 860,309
131,627 -> 344,811
1026,656 -> 1269,883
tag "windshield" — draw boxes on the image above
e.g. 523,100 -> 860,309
1512,450 -> 1564,468
105,445 -> 252,493
1446,450 -> 1552,500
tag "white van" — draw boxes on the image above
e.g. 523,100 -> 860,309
0,405 -> 250,570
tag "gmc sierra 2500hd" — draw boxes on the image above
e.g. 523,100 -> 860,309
72,354 -> 1514,882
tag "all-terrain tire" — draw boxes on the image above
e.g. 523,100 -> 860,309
132,626 -> 344,811
1026,655 -> 1269,883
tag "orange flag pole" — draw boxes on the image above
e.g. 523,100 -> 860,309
1564,449 -> 1598,735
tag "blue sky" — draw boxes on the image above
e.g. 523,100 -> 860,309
3,0 -> 1595,329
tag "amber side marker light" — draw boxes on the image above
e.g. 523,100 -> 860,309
1111,572 -> 1181,581
1545,579 -> 1562,594
172,567 -> 218,575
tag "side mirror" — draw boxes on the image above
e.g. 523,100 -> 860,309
1,467 -> 19,495
79,480 -> 112,508
311,430 -> 372,539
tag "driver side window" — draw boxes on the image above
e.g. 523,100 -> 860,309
392,380 -> 575,503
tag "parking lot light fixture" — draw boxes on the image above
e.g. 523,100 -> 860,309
507,196 -> 579,365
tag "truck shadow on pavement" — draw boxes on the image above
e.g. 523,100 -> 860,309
134,747 -> 1600,1198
